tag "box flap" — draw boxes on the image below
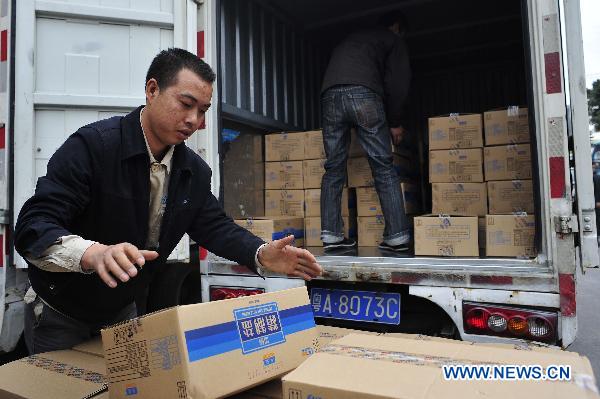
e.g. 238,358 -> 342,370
283,334 -> 599,399
0,350 -> 107,399
72,338 -> 104,358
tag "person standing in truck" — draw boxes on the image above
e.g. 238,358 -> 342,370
320,12 -> 411,252
15,48 -> 322,355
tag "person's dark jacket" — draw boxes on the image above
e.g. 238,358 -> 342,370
15,106 -> 265,324
321,27 -> 411,127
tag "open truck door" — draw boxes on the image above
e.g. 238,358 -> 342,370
563,0 -> 599,269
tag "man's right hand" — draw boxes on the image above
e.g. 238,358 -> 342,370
390,126 -> 406,145
81,243 -> 159,288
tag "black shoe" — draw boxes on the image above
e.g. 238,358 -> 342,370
378,241 -> 410,252
323,237 -> 357,250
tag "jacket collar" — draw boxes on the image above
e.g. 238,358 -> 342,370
121,106 -> 193,173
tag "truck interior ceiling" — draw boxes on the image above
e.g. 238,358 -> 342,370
218,0 -> 539,260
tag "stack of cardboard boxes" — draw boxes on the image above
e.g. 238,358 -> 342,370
241,130 -> 356,248
483,107 -> 535,258
349,129 -> 421,246
419,114 -> 484,256
222,128 -> 265,219
418,109 -> 535,258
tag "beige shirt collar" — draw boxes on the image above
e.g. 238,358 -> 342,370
140,106 -> 175,173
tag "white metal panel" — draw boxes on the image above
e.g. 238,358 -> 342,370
14,0 -> 186,267
196,0 -> 220,194
563,0 -> 599,269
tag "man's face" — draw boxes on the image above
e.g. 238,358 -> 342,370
145,68 -> 213,149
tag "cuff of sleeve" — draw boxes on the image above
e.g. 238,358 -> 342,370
60,236 -> 97,274
254,243 -> 268,276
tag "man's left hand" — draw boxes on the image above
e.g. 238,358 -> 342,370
257,236 -> 322,280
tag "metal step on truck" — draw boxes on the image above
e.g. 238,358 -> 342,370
0,0 -> 596,354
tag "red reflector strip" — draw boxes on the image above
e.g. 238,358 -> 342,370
199,246 -> 207,261
0,126 -> 5,149
559,273 -> 576,316
197,31 -> 205,58
544,52 -> 562,94
0,30 -> 6,62
391,272 -> 426,284
470,275 -> 513,285
549,157 -> 565,198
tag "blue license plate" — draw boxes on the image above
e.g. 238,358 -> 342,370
310,288 -> 401,325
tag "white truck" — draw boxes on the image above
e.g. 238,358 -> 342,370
0,0 -> 596,353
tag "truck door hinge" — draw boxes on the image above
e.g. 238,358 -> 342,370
554,216 -> 579,234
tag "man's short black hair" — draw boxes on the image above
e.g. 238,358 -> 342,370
145,48 -> 216,90
378,10 -> 408,34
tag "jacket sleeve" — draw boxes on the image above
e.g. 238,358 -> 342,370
383,37 -> 411,128
186,172 -> 266,273
15,130 -> 95,259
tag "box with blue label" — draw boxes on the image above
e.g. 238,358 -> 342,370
234,217 -> 305,247
101,287 -> 317,399
428,113 -> 483,150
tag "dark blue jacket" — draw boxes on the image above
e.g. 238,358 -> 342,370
15,106 -> 264,323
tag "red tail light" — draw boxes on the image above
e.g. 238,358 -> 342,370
209,286 -> 264,301
463,302 -> 557,343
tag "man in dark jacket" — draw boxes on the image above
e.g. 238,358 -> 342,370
320,13 -> 411,252
15,48 -> 321,354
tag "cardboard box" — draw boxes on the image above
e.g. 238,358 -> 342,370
265,161 -> 303,190
315,325 -> 378,350
350,128 -> 412,159
224,162 -> 265,218
282,333 -> 598,399
348,155 -> 414,187
357,216 -> 385,246
235,217 -> 305,247
304,217 -> 355,246
431,183 -> 488,216
265,132 -> 305,161
484,107 -> 530,145
356,183 -> 420,217
302,159 -> 325,189
265,190 -> 305,217
303,130 -> 325,160
223,131 -> 265,218
488,180 -> 534,214
0,349 -> 107,399
101,287 -> 318,399
429,149 -> 484,183
347,157 -> 372,187
486,215 -> 536,257
414,216 -> 479,256
349,128 -> 366,158
484,144 -> 532,181
478,217 -> 486,250
428,114 -> 483,150
230,379 -> 283,398
223,129 -> 263,162
304,188 -> 354,217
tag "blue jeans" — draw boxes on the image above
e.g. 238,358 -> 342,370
24,295 -> 137,354
320,85 -> 410,245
